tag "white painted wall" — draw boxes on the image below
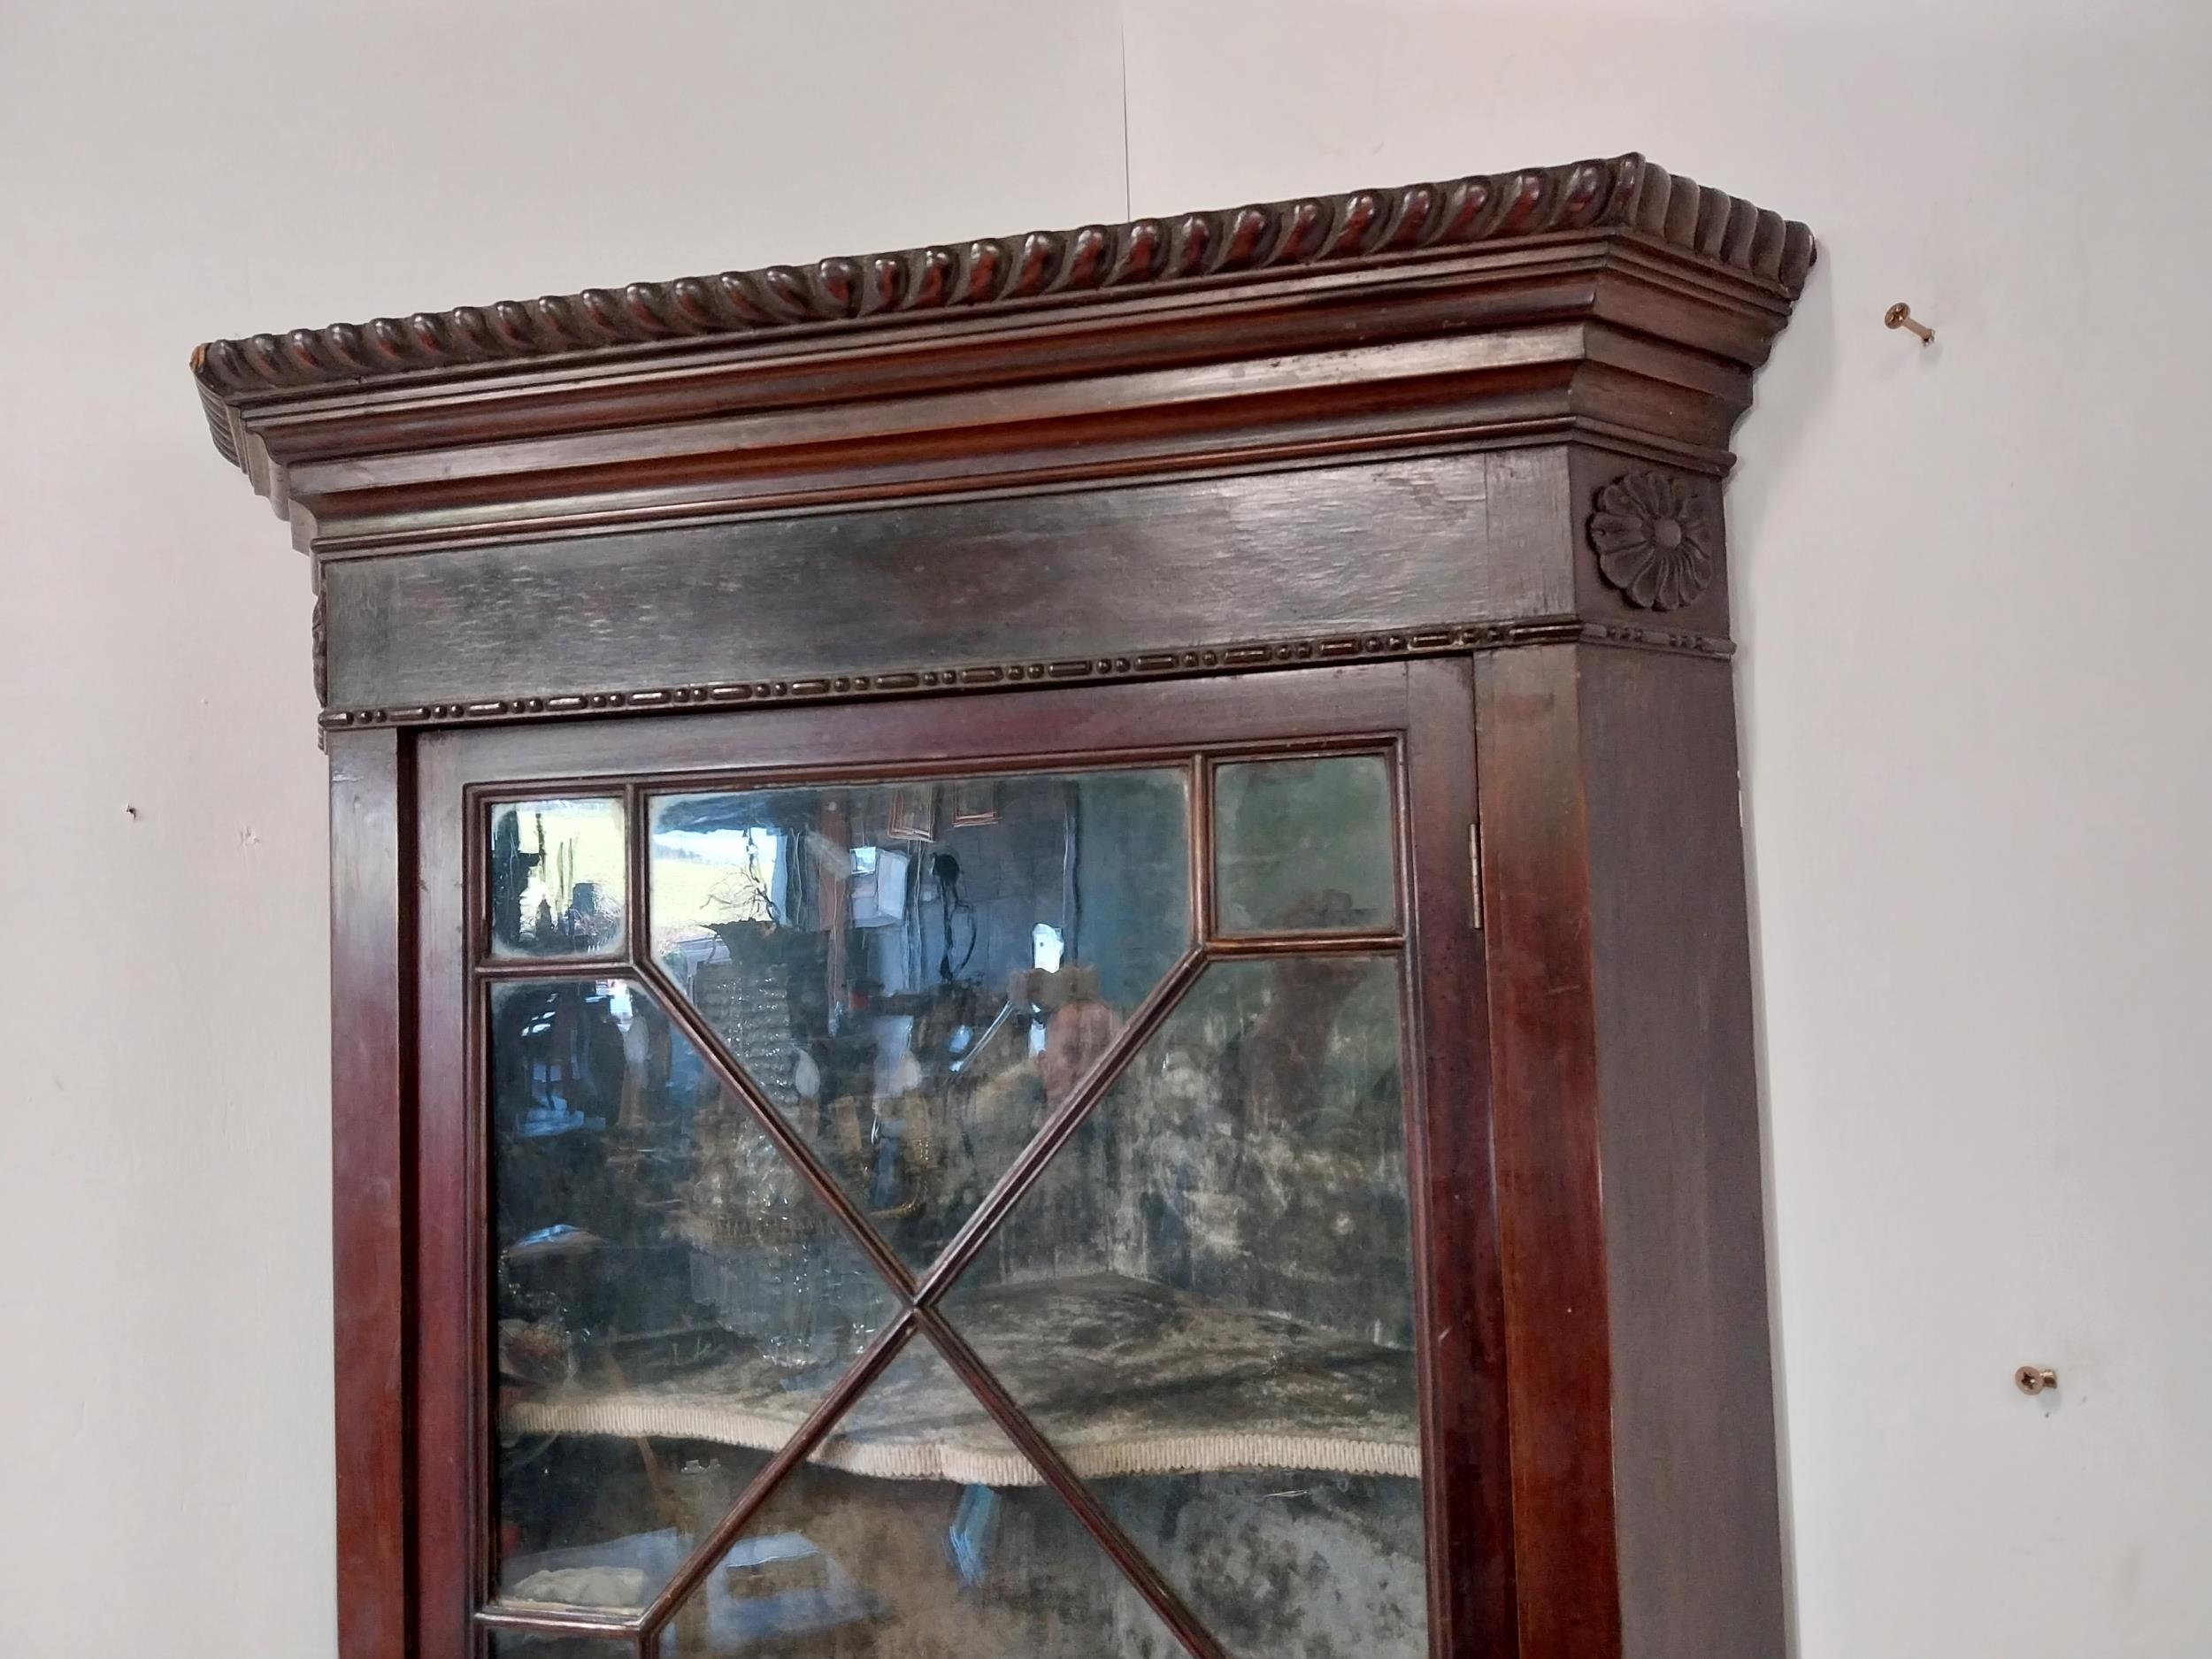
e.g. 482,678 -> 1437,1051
4,1 -> 2206,1654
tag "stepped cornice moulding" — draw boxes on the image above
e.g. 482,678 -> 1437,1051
190,152 -> 1814,561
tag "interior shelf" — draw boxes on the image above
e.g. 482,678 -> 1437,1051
503,1272 -> 1421,1486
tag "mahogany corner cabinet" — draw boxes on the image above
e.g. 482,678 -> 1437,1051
193,154 -> 1815,1659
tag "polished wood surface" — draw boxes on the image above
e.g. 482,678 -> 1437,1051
319,457 -> 1497,714
1579,649 -> 1782,1659
1473,643 -> 1785,1659
206,154 -> 1813,1659
326,728 -> 411,1658
191,154 -> 1809,555
196,155 -> 1808,400
1473,644 -> 1624,1658
309,444 -> 1735,737
1402,658 -> 1514,1656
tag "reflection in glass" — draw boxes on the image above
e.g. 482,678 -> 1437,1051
1098,1471 -> 1428,1659
654,1335 -> 1185,1659
1214,755 -> 1396,934
946,955 -> 1427,1658
490,797 -> 627,957
800,1327 -> 1035,1487
488,1627 -> 631,1656
648,769 -> 1191,1271
489,980 -> 897,1614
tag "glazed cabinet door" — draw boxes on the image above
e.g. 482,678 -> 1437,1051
404,662 -> 1502,1659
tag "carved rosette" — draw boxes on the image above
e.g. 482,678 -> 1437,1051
1588,472 -> 1714,611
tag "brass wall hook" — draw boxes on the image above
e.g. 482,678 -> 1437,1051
1886,302 -> 1935,345
2015,1365 -> 2057,1396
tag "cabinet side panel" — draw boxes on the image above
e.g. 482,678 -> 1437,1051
1472,644 -> 1623,1659
1578,649 -> 1785,1659
329,727 -> 410,1658
320,457 -> 1498,710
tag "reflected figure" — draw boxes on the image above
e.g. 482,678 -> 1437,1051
649,770 -> 1193,1271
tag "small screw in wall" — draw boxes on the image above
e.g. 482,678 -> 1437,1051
1886,302 -> 1935,345
2015,1365 -> 2057,1396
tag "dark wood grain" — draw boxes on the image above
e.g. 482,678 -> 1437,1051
1472,643 -> 1624,1659
194,153 -> 1809,401
319,459 -> 1493,712
328,727 -> 411,1659
411,729 -> 474,1659
1569,444 -> 1733,640
1471,639 -> 1789,1659
271,311 -> 1751,552
190,158 -> 1809,556
422,660 -> 1423,790
204,156 -> 1812,1659
1402,657 -> 1517,1658
1578,649 -> 1785,1659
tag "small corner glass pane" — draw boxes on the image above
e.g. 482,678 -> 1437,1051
1213,755 -> 1396,935
490,797 -> 628,958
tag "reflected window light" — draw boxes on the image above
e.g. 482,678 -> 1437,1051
650,826 -> 787,929
852,848 -> 908,928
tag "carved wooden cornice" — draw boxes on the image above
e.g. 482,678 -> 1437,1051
195,155 -> 1809,398
189,153 -> 1814,554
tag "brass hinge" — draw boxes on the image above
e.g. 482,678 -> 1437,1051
1469,822 -> 1484,931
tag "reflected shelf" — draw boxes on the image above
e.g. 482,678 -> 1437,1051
503,1273 -> 1419,1487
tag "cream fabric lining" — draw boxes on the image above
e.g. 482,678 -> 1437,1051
503,1273 -> 1423,1486
506,1388 -> 1419,1486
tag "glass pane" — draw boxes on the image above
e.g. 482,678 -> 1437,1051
653,1333 -> 1187,1658
944,955 -> 1426,1658
649,768 -> 1191,1271
1099,1472 -> 1427,1658
488,1629 -> 631,1657
805,1323 -> 1034,1486
1213,755 -> 1395,934
491,979 -> 899,1614
491,797 -> 627,957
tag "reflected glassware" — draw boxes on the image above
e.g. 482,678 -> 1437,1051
678,1101 -> 878,1371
